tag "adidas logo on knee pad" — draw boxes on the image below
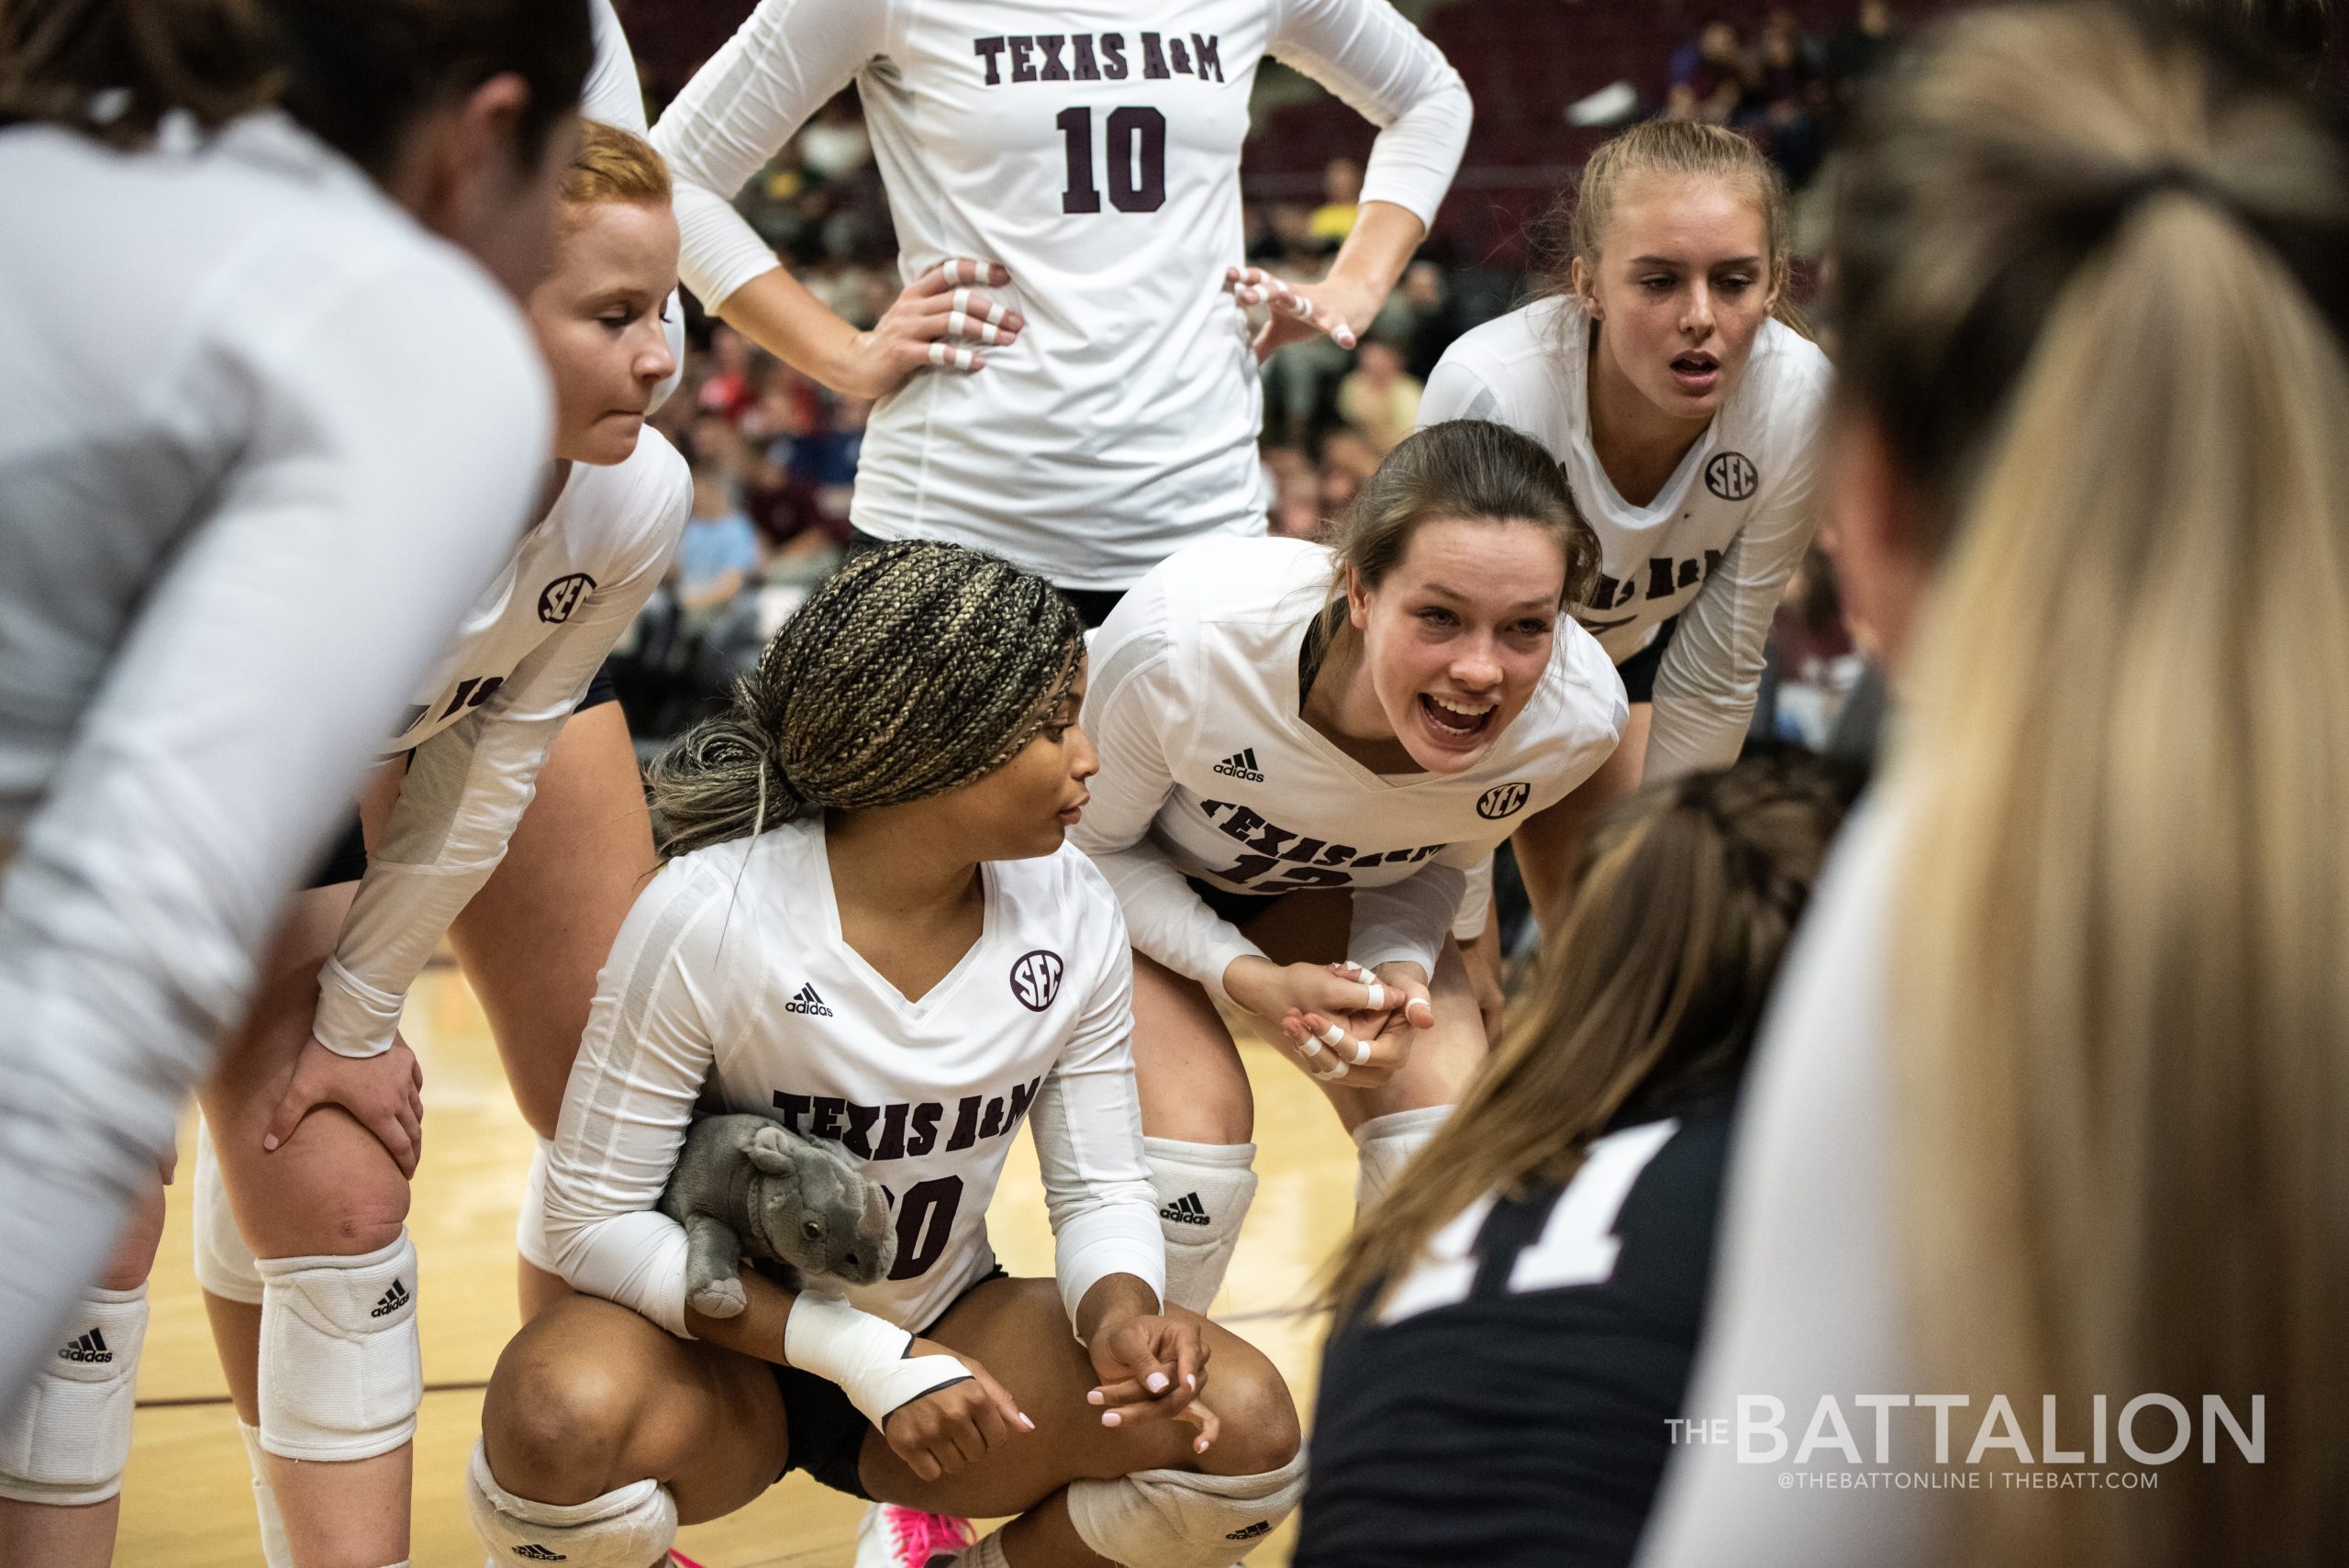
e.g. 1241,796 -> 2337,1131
509,1548 -> 566,1562
1160,1192 -> 1211,1226
370,1280 -> 411,1318
58,1329 -> 113,1363
1226,1521 -> 1274,1541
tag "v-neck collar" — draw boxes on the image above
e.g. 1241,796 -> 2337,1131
808,826 -> 999,1015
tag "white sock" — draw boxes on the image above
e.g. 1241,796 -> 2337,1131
1352,1106 -> 1453,1214
236,1419 -> 295,1568
1141,1138 -> 1258,1315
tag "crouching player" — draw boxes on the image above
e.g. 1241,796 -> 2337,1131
472,542 -> 1302,1568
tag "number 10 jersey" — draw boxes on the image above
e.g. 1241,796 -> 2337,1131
653,0 -> 1469,589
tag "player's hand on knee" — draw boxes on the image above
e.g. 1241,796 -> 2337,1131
1222,954 -> 1381,1031
883,1340 -> 1030,1481
262,1035 -> 426,1177
853,259 -> 1021,395
1085,1310 -> 1213,1444
1335,960 -> 1436,1034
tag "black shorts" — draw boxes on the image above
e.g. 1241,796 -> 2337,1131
845,528 -> 1125,629
1611,615 -> 1678,706
302,662 -> 622,889
1185,874 -> 1288,931
770,1264 -> 1010,1500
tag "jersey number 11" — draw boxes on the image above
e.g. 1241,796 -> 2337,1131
1056,106 -> 1166,214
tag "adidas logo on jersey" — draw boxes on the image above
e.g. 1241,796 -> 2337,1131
370,1280 -> 411,1318
1160,1193 -> 1211,1226
1226,1520 -> 1274,1541
58,1329 -> 111,1364
1212,747 -> 1265,783
509,1547 -> 566,1562
785,983 -> 834,1018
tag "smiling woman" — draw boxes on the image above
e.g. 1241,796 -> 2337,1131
1072,419 -> 1629,1321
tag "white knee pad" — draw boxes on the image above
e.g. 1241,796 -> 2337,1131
1068,1453 -> 1306,1568
192,1119 -> 264,1305
0,1284 -> 149,1505
515,1136 -> 556,1273
466,1439 -> 677,1567
256,1230 -> 422,1462
235,1420 -> 296,1568
1352,1106 -> 1452,1216
1141,1139 -> 1257,1316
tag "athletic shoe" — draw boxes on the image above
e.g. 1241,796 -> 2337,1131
853,1501 -> 977,1568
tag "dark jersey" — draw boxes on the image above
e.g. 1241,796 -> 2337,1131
1294,1097 -> 1735,1568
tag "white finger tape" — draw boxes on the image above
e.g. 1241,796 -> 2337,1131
1296,1033 -> 1324,1061
1362,982 -> 1387,1013
928,341 -> 949,367
984,299 -> 1008,328
1317,1022 -> 1346,1049
952,286 -> 972,315
1350,1037 -> 1373,1067
977,320 -> 1001,346
948,308 -> 969,339
1319,1060 -> 1352,1082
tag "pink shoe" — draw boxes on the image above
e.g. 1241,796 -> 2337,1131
669,1553 -> 712,1568
853,1502 -> 977,1568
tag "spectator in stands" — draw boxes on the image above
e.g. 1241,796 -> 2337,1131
696,325 -> 760,423
1337,338 -> 1425,453
1262,447 -> 1324,540
1755,6 -> 1829,186
1316,428 -> 1382,517
1395,260 -> 1464,383
1309,157 -> 1366,251
1669,17 -> 1754,125
1823,0 -> 1902,110
676,457 -> 764,624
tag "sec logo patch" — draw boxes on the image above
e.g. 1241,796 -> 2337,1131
538,573 -> 597,623
1010,950 -> 1064,1012
1477,782 -> 1531,820
1704,451 -> 1758,502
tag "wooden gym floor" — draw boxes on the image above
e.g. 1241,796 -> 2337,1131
116,964 -> 1358,1566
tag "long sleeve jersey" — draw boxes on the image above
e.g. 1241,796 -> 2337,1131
651,0 -> 1470,589
310,433 -> 691,1058
0,110 -> 549,1409
1072,537 -> 1625,988
540,819 -> 1165,1335
1419,295 -> 1831,781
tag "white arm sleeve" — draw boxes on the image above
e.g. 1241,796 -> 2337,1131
1268,0 -> 1471,230
537,863 -> 734,1340
0,261 -> 548,1405
649,0 -> 887,311
310,480 -> 687,1058
1073,599 -> 1264,1001
1347,851 -> 1471,975
1636,798 -> 1930,1568
1417,346 -> 1505,428
1643,430 -> 1825,783
584,0 -> 650,134
1032,902 -> 1166,1325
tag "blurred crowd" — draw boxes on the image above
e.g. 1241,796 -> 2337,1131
618,6 -> 1900,751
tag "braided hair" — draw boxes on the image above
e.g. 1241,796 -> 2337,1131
649,540 -> 1084,859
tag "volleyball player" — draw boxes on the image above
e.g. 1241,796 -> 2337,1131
1420,120 -> 1831,962
1642,8 -> 2349,1564
469,542 -> 1302,1568
0,0 -> 588,1555
1295,750 -> 1848,1566
1074,420 -> 1628,1317
179,118 -> 689,1568
648,0 -> 1470,616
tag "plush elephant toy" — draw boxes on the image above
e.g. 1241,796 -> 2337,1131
656,1113 -> 896,1318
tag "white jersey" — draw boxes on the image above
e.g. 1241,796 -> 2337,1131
652,0 -> 1470,590
540,818 -> 1163,1334
1074,537 -> 1626,989
0,113 -> 548,1403
1422,294 -> 1832,780
1638,795 -> 1930,1568
310,434 -> 691,1057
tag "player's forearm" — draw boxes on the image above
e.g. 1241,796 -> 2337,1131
1075,1273 -> 1163,1344
714,266 -> 865,393
1324,200 -> 1426,312
685,1270 -> 797,1362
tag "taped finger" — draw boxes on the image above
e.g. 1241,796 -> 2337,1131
927,342 -> 978,372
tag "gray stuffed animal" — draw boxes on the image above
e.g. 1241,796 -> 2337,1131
657,1113 -> 896,1318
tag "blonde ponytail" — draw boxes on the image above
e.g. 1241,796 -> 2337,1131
1833,6 -> 2349,1562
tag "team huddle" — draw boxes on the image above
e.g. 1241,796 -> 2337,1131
3,0 -> 2345,1566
